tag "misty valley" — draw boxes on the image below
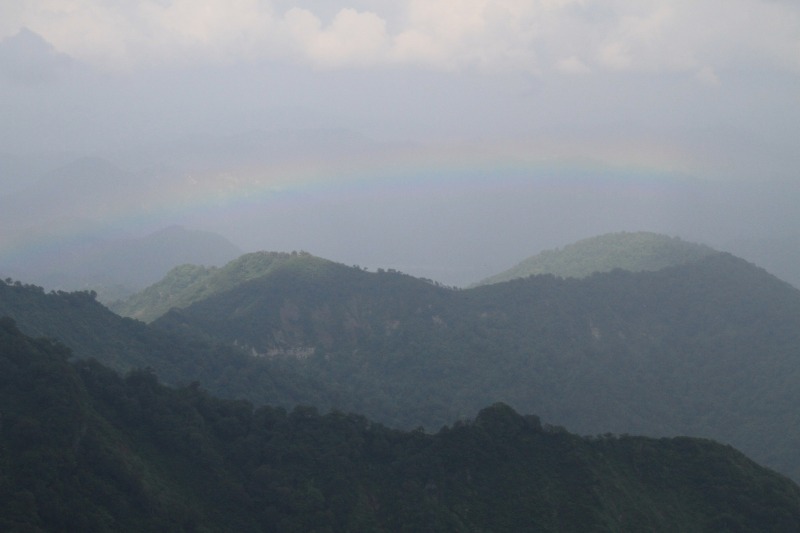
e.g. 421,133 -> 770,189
3,230 -> 800,531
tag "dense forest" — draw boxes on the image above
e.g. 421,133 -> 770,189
4,247 -> 800,486
149,252 -> 800,481
3,316 -> 800,532
0,278 -> 334,408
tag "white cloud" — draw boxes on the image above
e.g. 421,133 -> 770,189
390,0 -> 499,68
0,0 -> 278,69
2,0 -> 798,77
390,0 -> 545,70
598,41 -> 632,70
284,8 -> 389,68
139,0 -> 276,60
557,55 -> 591,74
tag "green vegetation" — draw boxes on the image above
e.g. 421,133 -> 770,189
5,243 -> 800,486
110,250 -> 330,322
0,277 -> 336,411
3,318 -> 800,531
475,231 -> 716,286
151,252 -> 800,482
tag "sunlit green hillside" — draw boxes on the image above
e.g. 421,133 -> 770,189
110,250 -> 330,322
475,232 -> 715,286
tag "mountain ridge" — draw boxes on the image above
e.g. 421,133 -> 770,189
110,250 -> 332,322
152,251 -> 800,481
5,240 -> 800,482
3,315 -> 800,531
475,231 -> 717,286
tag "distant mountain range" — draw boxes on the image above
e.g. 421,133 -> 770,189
4,152 -> 800,291
3,316 -> 800,532
0,225 -> 241,302
4,233 -> 800,485
111,232 -> 718,323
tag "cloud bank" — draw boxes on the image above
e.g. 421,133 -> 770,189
3,0 -> 798,79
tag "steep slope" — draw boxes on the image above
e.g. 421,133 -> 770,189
153,252 -> 800,482
0,317 -> 234,531
3,319 -> 800,531
111,250 -> 326,322
0,279 -> 333,410
475,231 -> 716,286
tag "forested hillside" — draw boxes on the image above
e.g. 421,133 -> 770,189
3,317 -> 800,532
5,250 -> 800,484
152,252 -> 800,481
475,232 -> 716,285
0,278 -> 334,410
109,250 -> 325,322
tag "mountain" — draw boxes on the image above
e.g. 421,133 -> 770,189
6,243 -> 800,483
0,157 -> 136,236
0,28 -> 75,85
0,278 -> 333,410
1,225 -> 242,302
3,317 -> 800,531
474,232 -> 716,286
0,155 -> 242,301
149,251 -> 800,482
110,250 -> 321,322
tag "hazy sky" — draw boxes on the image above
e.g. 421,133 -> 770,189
3,1 -> 798,74
1,1 -> 799,285
2,1 -> 798,159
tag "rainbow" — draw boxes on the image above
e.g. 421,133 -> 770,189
0,137 -> 705,274
134,138 -> 699,220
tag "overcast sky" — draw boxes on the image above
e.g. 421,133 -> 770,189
2,1 -> 798,161
3,1 -> 798,73
1,1 -> 799,285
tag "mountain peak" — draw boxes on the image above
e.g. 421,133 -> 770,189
0,28 -> 73,84
111,249 -> 334,322
476,231 -> 716,286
